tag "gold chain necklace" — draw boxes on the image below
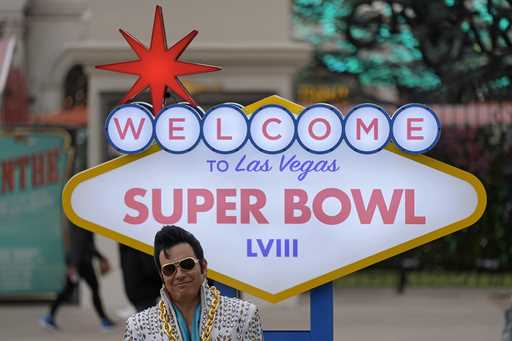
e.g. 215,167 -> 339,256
159,286 -> 221,341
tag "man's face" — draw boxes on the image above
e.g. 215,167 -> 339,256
159,243 -> 207,304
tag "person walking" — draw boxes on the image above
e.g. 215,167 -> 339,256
119,244 -> 161,312
40,225 -> 115,330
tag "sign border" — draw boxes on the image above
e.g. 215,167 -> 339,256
62,95 -> 487,303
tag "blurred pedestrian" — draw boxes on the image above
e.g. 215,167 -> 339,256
119,244 -> 161,312
40,225 -> 115,330
504,304 -> 512,341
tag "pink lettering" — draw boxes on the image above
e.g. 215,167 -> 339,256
405,189 -> 425,224
312,188 -> 351,225
241,189 -> 269,224
284,189 -> 311,224
187,189 -> 214,224
168,118 -> 186,140
216,189 -> 237,224
308,118 -> 331,141
216,118 -> 232,140
124,188 -> 149,224
114,117 -> 146,140
262,118 -> 282,141
352,189 -> 402,224
407,118 -> 424,140
152,188 -> 183,224
356,118 -> 378,140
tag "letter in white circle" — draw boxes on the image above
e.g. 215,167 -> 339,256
202,105 -> 248,153
250,105 -> 295,153
106,105 -> 154,153
344,105 -> 390,153
392,104 -> 440,153
297,105 -> 343,153
154,105 -> 201,153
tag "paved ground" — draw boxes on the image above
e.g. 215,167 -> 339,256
2,238 -> 508,340
0,287 -> 508,341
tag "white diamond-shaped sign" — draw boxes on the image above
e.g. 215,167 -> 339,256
63,96 -> 486,303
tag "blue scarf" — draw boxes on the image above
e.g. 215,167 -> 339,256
171,302 -> 202,341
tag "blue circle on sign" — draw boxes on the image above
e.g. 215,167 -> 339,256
105,103 -> 155,154
343,103 -> 391,154
391,103 -> 441,154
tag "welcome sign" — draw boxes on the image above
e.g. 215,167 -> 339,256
63,5 -> 486,304
63,95 -> 486,303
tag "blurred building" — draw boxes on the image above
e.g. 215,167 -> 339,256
0,0 -> 310,165
0,0 -> 310,310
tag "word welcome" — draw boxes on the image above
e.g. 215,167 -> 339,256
106,102 -> 441,155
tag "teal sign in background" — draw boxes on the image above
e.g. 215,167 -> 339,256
0,129 -> 71,297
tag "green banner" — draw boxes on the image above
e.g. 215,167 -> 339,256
0,129 -> 72,298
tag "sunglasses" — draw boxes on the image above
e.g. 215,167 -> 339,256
161,257 -> 199,277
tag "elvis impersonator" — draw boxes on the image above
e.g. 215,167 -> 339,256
123,225 -> 263,340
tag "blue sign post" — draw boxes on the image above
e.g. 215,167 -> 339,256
213,281 -> 333,341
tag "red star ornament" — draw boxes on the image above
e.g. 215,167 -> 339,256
96,6 -> 221,115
